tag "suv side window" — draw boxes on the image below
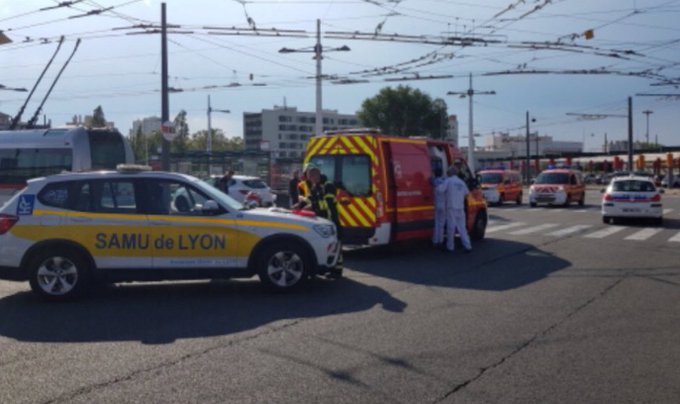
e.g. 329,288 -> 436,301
144,179 -> 213,216
91,180 -> 139,214
38,181 -> 73,209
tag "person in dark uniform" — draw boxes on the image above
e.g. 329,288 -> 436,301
297,164 -> 343,278
218,170 -> 234,195
288,169 -> 300,208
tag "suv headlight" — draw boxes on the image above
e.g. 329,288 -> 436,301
313,224 -> 336,238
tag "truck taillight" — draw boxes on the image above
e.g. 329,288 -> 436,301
375,191 -> 384,218
0,214 -> 18,235
651,193 -> 661,202
603,193 -> 614,201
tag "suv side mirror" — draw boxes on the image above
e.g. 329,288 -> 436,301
201,200 -> 221,214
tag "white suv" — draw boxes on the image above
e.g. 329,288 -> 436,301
0,166 -> 341,301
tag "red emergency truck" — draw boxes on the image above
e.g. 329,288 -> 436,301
302,129 -> 488,246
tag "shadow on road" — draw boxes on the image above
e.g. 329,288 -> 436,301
0,277 -> 405,344
345,238 -> 571,292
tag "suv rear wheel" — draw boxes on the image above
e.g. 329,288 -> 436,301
28,248 -> 91,301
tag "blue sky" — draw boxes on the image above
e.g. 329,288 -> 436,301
1,0 -> 679,151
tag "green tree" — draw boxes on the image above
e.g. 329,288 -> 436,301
172,110 -> 190,153
146,130 -> 163,158
129,126 -> 147,163
189,129 -> 244,152
357,85 -> 449,138
90,105 -> 107,127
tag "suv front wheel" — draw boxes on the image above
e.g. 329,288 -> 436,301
257,241 -> 310,291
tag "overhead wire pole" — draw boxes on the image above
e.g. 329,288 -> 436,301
279,19 -> 350,136
447,73 -> 495,173
206,94 -> 230,175
627,96 -> 633,171
161,2 -> 170,171
642,109 -> 653,145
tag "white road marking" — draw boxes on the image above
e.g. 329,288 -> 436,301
663,208 -> 673,215
584,226 -> 627,239
573,209 -> 588,213
547,225 -> 593,237
624,228 -> 663,241
669,232 -> 680,243
486,222 -> 527,233
509,223 -> 560,235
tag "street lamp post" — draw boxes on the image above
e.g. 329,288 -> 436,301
207,94 -> 230,175
642,109 -> 653,146
447,74 -> 495,173
525,112 -> 536,185
279,19 -> 350,136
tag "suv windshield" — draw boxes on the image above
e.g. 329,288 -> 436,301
480,173 -> 503,184
535,172 -> 569,184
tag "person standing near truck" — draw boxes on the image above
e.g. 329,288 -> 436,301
439,164 -> 472,253
431,167 -> 447,247
298,164 -> 343,278
288,169 -> 300,208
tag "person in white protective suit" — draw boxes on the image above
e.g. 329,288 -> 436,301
431,167 -> 447,247
438,164 -> 472,253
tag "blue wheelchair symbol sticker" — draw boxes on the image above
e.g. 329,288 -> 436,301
17,195 -> 35,216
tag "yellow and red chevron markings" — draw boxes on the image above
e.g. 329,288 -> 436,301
305,134 -> 380,228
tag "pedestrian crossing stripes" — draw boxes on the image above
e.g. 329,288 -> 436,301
624,228 -> 663,241
486,222 -> 527,233
485,221 -> 680,243
509,223 -> 559,235
547,224 -> 593,237
584,226 -> 627,239
490,207 -> 678,215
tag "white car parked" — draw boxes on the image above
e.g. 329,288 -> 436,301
206,175 -> 277,207
601,176 -> 664,225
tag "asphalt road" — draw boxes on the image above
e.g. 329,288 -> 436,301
0,190 -> 679,403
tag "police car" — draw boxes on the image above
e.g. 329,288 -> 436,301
0,166 -> 341,301
601,175 -> 664,225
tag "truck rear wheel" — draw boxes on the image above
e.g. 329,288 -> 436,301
470,211 -> 487,241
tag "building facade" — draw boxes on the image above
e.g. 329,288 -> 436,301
483,132 -> 582,157
446,115 -> 459,146
243,106 -> 359,159
130,116 -> 162,136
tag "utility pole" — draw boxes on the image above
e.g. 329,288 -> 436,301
279,19 -> 350,136
206,95 -> 230,175
447,73 -> 495,173
627,96 -> 633,172
160,2 -> 170,171
525,112 -> 531,184
642,109 -> 653,146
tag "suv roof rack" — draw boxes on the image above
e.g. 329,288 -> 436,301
116,164 -> 152,173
